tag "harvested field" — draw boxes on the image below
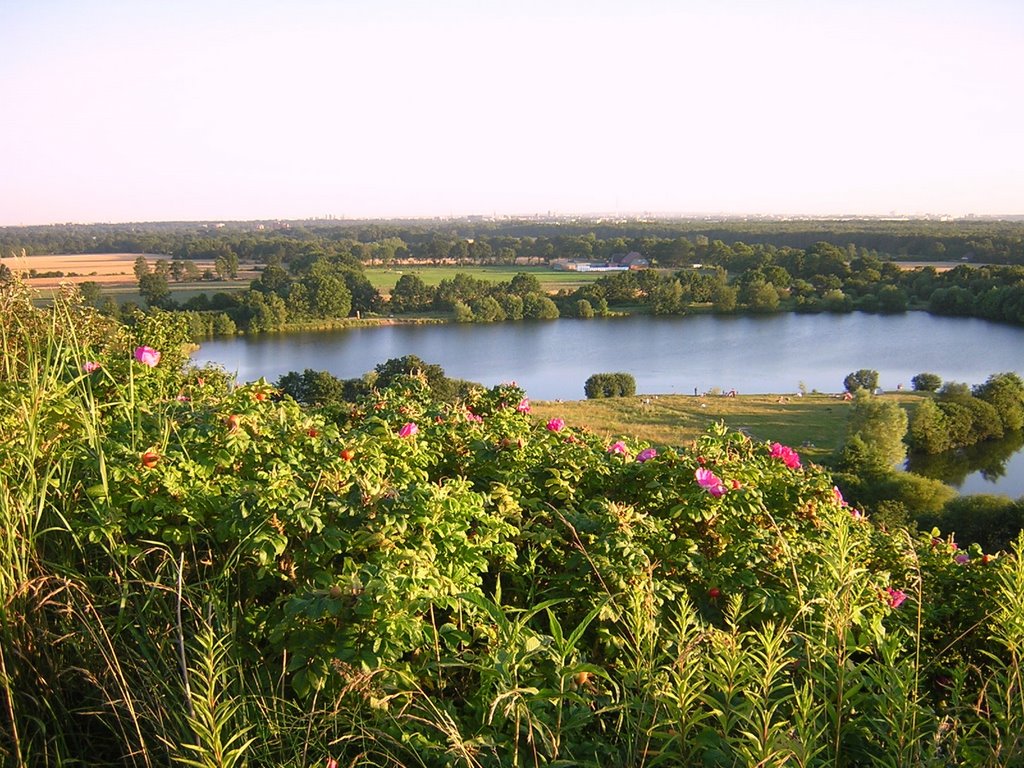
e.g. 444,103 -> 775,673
5,253 -> 257,287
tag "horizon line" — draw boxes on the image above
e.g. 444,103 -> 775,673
5,210 -> 1024,228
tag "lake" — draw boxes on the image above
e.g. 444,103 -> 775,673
192,312 -> 1023,402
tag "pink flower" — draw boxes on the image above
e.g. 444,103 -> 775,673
175,394 -> 190,402
516,398 -> 531,414
398,422 -> 418,438
607,441 -> 628,455
770,442 -> 801,469
850,508 -> 864,520
465,411 -> 483,423
955,553 -> 970,565
82,361 -> 101,373
695,467 -> 727,497
546,418 -> 565,432
833,486 -> 847,506
885,587 -> 907,608
133,346 -> 161,367
636,447 -> 657,463
326,759 -> 339,768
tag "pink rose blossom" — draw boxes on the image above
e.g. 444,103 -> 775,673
398,422 -> 418,438
770,442 -> 801,469
607,441 -> 628,455
133,346 -> 161,367
885,587 -> 907,608
546,418 -> 565,432
516,398 -> 531,414
695,467 -> 727,497
636,447 -> 658,463
82,361 -> 101,373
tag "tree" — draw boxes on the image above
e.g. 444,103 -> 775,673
973,372 -> 1024,432
304,274 -> 352,318
253,262 -> 292,297
877,285 -> 908,313
182,261 -> 202,281
238,291 -> 288,332
844,369 -> 879,393
277,368 -> 346,406
138,271 -> 170,307
214,249 -> 239,280
373,355 -> 477,402
522,293 -> 559,320
78,281 -> 102,305
650,279 -> 686,315
575,299 -> 595,319
509,272 -> 543,297
133,255 -> 150,281
470,296 -> 505,323
911,372 -> 942,392
711,283 -> 738,312
908,398 -> 951,454
585,372 -> 637,398
341,269 -> 384,314
844,390 -> 908,469
389,274 -> 432,314
499,293 -> 524,320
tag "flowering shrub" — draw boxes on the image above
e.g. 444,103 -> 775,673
133,345 -> 162,367
4,284 -> 1023,767
770,441 -> 802,469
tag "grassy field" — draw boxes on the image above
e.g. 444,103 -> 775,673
532,391 -> 927,464
363,265 -> 604,294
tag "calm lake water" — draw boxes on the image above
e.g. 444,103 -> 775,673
193,312 -> 1023,401
192,312 -> 1024,497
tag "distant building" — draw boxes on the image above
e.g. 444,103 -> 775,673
552,259 -> 629,272
610,251 -> 649,269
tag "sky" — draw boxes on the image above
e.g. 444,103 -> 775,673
1,0 -> 1022,225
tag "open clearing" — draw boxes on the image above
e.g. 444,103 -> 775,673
531,391 -> 926,464
363,265 -> 605,295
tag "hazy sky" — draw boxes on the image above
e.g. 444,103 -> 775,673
2,0 -> 1021,224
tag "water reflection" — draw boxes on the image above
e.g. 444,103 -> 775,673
906,431 -> 1024,497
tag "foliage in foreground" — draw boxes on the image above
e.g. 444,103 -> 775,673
2,283 -> 1024,767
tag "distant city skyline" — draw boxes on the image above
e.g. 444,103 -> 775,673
2,0 -> 1021,226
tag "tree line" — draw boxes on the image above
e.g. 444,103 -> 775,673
4,217 -> 1024,265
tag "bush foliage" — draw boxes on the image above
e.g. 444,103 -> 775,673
584,371 -> 637,399
2,280 -> 1024,767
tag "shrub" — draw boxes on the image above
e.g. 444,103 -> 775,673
4,277 -> 1024,766
584,371 -> 637,398
922,495 -> 1024,553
